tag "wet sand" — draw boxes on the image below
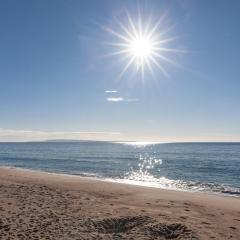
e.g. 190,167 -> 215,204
0,167 -> 239,239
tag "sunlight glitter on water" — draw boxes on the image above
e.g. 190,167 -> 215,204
115,141 -> 163,147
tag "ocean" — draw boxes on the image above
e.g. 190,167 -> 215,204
0,141 -> 239,197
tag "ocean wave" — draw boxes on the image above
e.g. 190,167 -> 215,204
1,164 -> 240,197
116,172 -> 240,197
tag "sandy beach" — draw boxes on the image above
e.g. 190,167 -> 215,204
0,167 -> 239,239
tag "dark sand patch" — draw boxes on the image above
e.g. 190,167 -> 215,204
89,215 -> 198,239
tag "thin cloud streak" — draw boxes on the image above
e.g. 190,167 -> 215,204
106,97 -> 139,102
105,90 -> 118,93
106,97 -> 124,102
0,128 -> 121,142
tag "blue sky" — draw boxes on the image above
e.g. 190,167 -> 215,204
1,0 -> 240,142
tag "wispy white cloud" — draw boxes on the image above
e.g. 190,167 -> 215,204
0,128 -> 121,142
106,97 -> 139,102
105,90 -> 118,93
106,97 -> 124,102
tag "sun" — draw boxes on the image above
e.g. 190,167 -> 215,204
130,36 -> 153,67
131,37 -> 152,58
103,11 -> 182,79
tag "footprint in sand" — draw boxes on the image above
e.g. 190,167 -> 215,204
207,214 -> 215,217
201,221 -> 211,225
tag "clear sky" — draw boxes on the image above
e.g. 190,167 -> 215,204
1,0 -> 240,142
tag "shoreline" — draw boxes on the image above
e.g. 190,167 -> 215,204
1,166 -> 239,208
0,166 -> 239,239
0,165 -> 239,199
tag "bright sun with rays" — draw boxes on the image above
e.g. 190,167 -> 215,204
129,36 -> 153,66
104,11 -> 182,79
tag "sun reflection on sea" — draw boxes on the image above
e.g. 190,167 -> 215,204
115,141 -> 163,147
125,154 -> 162,181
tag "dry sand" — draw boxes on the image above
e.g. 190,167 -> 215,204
0,167 -> 239,239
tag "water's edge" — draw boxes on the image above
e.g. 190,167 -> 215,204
0,165 -> 239,199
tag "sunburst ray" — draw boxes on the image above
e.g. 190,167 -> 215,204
103,11 -> 183,79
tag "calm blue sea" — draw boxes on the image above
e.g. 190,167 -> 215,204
0,142 -> 239,197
